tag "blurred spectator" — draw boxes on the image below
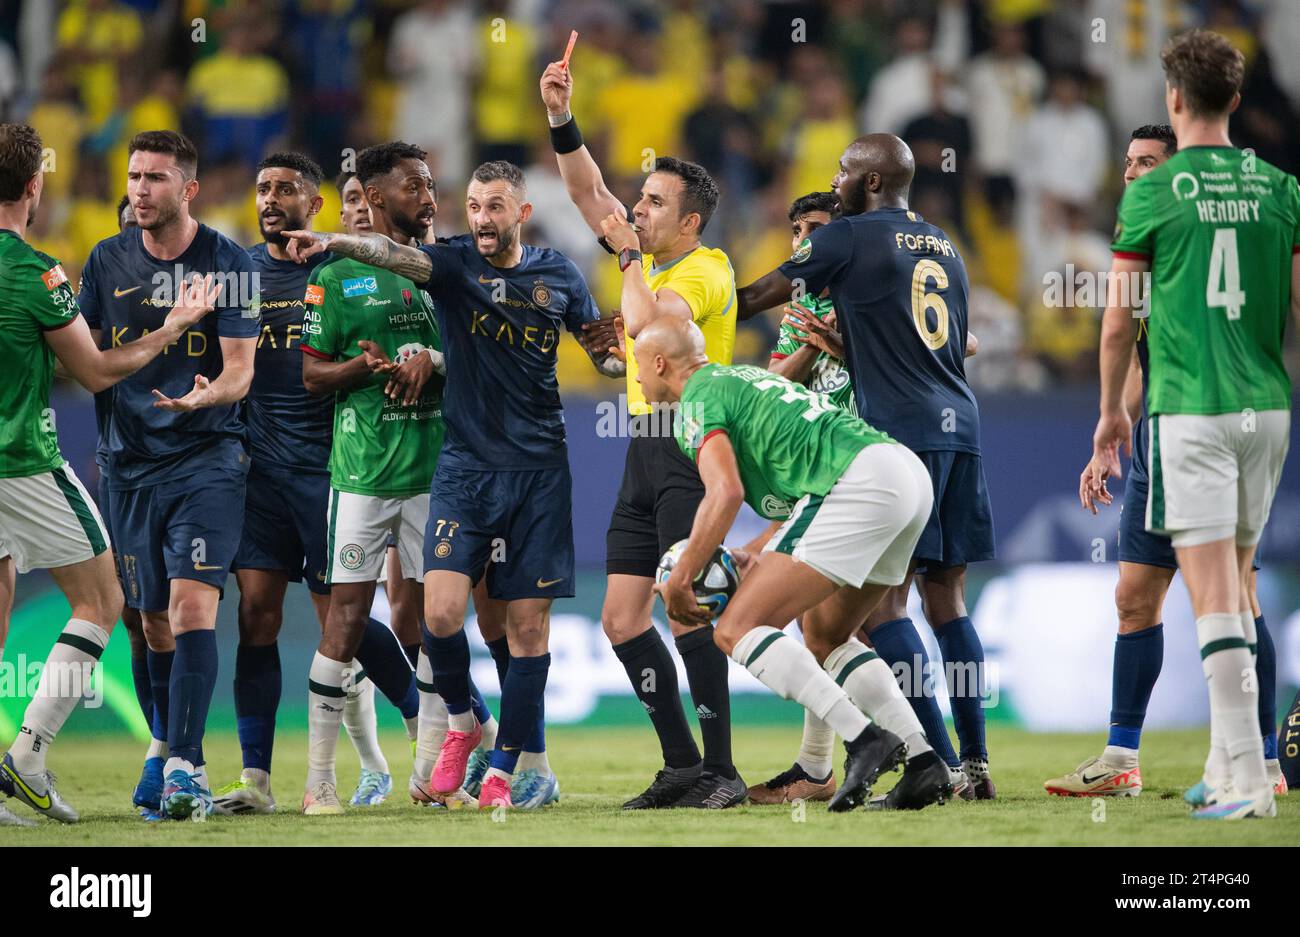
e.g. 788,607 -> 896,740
284,0 -> 368,169
1016,70 -> 1108,296
474,0 -> 538,167
28,61 -> 84,202
55,0 -> 143,124
966,21 -> 1044,207
826,0 -> 890,104
902,68 -> 971,237
592,24 -> 698,180
389,0 -> 478,183
0,39 -> 17,120
1262,0 -> 1300,105
682,64 -> 764,238
785,62 -> 856,203
859,3 -> 965,135
66,156 -> 119,263
185,17 -> 289,168
90,67 -> 182,189
1083,0 -> 1187,139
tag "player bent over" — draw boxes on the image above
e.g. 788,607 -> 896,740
642,317 -> 952,811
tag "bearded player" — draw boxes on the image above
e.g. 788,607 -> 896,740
285,159 -> 621,809
737,135 -> 995,799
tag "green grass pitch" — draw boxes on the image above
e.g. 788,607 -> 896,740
8,726 -> 1297,845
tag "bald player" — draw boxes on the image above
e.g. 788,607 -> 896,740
737,134 -> 996,800
639,316 -> 951,811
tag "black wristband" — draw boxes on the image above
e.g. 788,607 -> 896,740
549,116 -> 584,154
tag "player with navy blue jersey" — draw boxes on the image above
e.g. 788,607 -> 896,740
88,196 -> 170,817
1046,125 -> 1283,800
737,134 -> 996,800
284,160 -> 622,810
78,131 -> 259,820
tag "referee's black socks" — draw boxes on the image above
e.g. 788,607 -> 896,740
613,628 -> 701,770
675,626 -> 735,779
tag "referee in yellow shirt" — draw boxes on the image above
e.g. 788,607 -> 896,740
541,60 -> 744,809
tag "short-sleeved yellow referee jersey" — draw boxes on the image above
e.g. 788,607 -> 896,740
626,246 -> 736,414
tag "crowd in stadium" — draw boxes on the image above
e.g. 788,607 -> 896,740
1,0 -> 1299,392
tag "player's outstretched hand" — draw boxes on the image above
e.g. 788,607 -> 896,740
163,273 -> 222,334
152,374 -> 213,412
280,229 -> 330,264
540,61 -> 573,116
357,340 -> 397,374
385,347 -> 434,406
783,305 -> 844,359
580,314 -> 625,362
1078,457 -> 1113,515
655,574 -> 713,627
1091,409 -> 1131,485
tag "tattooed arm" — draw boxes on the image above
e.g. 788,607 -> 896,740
281,229 -> 435,284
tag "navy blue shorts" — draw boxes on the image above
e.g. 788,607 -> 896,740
424,461 -> 575,600
912,450 -> 996,572
110,465 -> 248,611
232,463 -> 330,595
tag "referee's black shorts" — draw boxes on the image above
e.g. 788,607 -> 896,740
605,421 -> 704,578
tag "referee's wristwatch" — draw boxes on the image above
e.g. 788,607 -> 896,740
618,247 -> 642,272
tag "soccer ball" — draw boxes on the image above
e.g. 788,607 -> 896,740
655,540 -> 740,619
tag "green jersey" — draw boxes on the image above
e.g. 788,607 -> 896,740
675,363 -> 893,519
0,231 -> 79,478
770,294 -> 856,415
302,256 -> 443,497
1111,146 -> 1300,416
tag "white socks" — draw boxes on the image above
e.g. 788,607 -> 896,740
824,639 -> 931,756
1197,612 -> 1267,797
342,665 -> 388,775
732,626 -> 869,742
307,652 -> 347,788
1103,745 -> 1139,769
795,709 -> 835,779
10,619 -> 110,775
517,750 -> 551,775
414,649 -> 449,783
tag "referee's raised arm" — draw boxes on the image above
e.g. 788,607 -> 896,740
540,60 -> 625,238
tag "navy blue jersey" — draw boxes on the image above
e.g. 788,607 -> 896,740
779,209 -> 980,454
244,243 -> 331,473
79,223 -> 261,489
416,235 -> 600,470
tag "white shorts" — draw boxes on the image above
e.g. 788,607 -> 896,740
0,465 -> 110,574
1147,409 -> 1290,547
327,489 -> 429,584
763,443 -> 933,588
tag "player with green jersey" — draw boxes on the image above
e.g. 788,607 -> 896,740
768,192 -> 855,416
638,316 -> 952,812
0,124 -> 220,826
297,142 -> 446,815
303,256 -> 443,501
1094,30 -> 1300,821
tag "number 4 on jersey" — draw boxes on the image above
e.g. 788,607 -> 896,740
1207,227 -> 1246,321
